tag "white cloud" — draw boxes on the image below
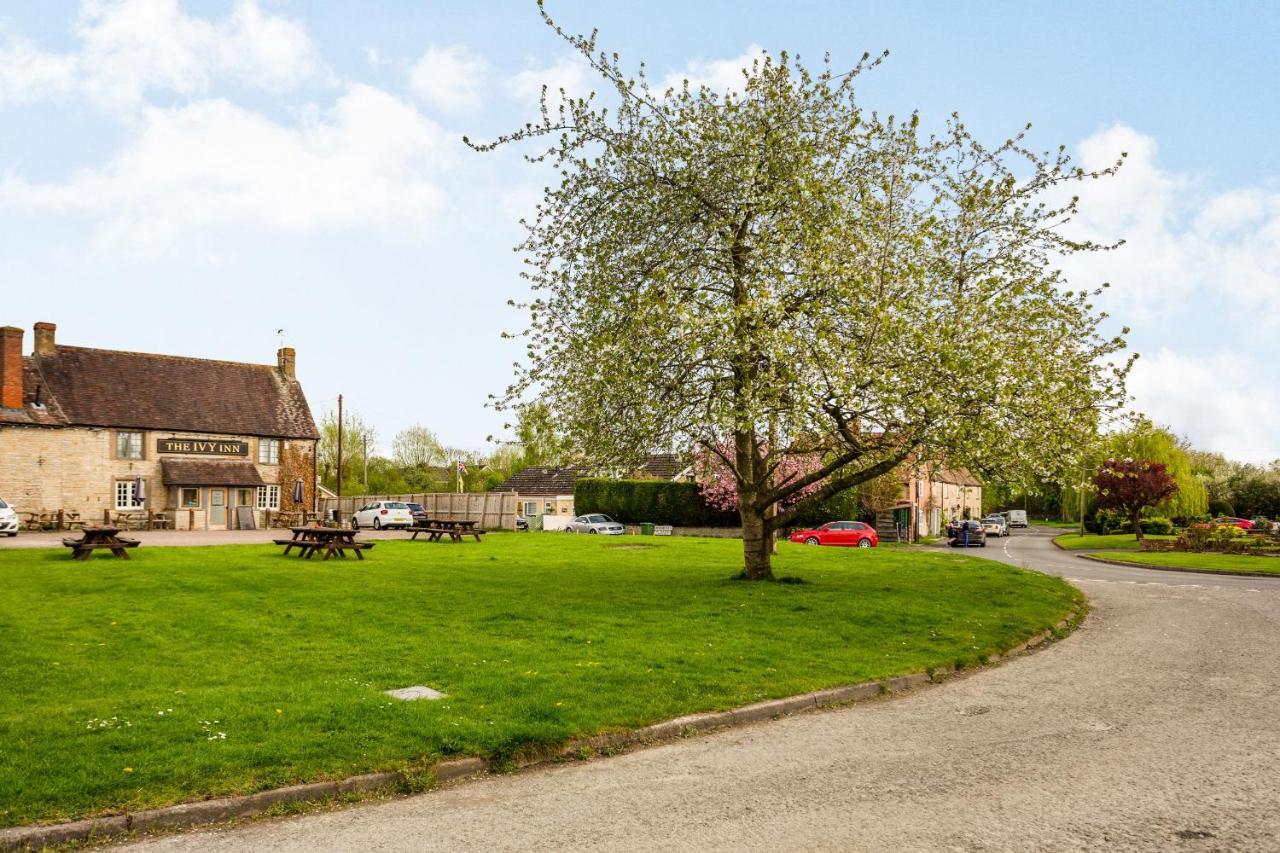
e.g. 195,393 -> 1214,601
410,44 -> 487,112
662,45 -> 764,95
1062,123 -> 1280,323
0,84 -> 451,258
0,0 -> 324,110
506,54 -> 593,103
1127,348 -> 1280,463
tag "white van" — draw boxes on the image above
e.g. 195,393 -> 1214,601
1005,509 -> 1028,528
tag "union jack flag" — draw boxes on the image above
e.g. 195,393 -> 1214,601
457,461 -> 468,475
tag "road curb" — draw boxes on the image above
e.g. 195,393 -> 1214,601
1076,552 -> 1280,579
0,611 -> 1081,851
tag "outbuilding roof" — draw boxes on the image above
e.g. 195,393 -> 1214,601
491,465 -> 583,496
160,459 -> 268,487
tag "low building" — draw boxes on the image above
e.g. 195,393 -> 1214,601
877,463 -> 983,541
492,454 -> 692,528
0,322 -> 319,529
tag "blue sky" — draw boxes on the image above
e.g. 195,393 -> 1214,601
2,1 -> 1278,460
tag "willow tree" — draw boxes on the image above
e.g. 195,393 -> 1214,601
472,5 -> 1131,579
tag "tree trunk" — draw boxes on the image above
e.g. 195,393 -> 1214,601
739,501 -> 775,580
1132,510 -> 1144,541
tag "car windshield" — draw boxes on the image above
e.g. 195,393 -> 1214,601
587,514 -> 612,523
386,502 -> 408,509
0,498 -> 7,509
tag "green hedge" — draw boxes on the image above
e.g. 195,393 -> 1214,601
573,479 -> 738,527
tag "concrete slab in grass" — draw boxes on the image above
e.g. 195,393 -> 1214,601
385,686 -> 446,701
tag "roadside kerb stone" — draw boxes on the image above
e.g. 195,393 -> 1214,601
0,609 -> 1079,851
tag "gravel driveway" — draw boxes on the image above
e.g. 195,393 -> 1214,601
120,529 -> 1280,852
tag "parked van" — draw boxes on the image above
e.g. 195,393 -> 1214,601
1005,509 -> 1028,528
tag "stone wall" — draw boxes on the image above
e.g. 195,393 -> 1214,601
0,424 -> 316,527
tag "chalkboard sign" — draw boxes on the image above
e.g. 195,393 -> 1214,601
235,506 -> 256,530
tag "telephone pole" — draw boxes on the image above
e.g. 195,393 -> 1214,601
336,394 -> 344,501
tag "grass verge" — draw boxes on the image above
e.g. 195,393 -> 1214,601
1084,551 -> 1280,576
0,536 -> 1081,826
1052,532 -> 1177,551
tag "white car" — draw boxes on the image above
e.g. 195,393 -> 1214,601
0,497 -> 17,537
565,513 -> 625,534
981,516 -> 1009,537
351,501 -> 413,530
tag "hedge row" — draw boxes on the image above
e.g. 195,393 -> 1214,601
573,479 -> 738,527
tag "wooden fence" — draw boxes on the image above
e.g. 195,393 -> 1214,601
318,492 -> 518,530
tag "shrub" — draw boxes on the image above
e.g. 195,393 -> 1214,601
1094,508 -> 1129,535
573,479 -> 738,527
1139,517 -> 1174,535
1207,499 -> 1235,517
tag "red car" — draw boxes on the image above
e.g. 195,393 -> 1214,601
1213,517 -> 1254,530
788,521 -> 878,548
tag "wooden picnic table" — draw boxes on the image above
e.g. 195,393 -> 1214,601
407,519 -> 485,543
62,525 -> 140,560
273,526 -> 374,560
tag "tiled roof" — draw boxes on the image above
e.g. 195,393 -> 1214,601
160,459 -> 267,487
492,466 -> 583,496
634,453 -> 691,480
935,466 -> 982,487
32,346 -> 318,439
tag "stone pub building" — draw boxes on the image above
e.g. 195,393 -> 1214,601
0,322 -> 319,529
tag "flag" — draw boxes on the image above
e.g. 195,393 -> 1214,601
457,461 -> 468,476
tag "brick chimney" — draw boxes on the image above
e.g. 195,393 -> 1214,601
277,347 -> 296,379
33,321 -> 56,356
0,326 -> 24,410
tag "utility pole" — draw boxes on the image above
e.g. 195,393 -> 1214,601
362,434 -> 368,492
336,394 -> 344,502
1078,458 -> 1086,536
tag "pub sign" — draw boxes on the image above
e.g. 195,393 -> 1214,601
157,438 -> 249,457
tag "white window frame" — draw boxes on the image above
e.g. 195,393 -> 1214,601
523,500 -> 537,516
544,500 -> 556,515
116,431 -> 144,460
258,439 -> 280,465
114,480 -> 142,510
256,485 -> 280,510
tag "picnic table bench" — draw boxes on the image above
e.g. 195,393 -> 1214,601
62,526 -> 140,560
274,526 -> 374,560
407,519 -> 485,543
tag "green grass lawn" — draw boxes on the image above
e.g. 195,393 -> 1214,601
1052,532 -> 1177,551
1031,518 -> 1080,530
0,536 -> 1081,826
1085,551 -> 1280,576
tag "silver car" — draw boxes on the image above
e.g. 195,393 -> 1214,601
565,513 -> 625,534
0,497 -> 17,537
981,516 -> 1009,537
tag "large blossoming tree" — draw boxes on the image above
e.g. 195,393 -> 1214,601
473,4 -> 1131,579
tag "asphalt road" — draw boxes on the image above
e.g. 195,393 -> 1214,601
121,529 -> 1280,852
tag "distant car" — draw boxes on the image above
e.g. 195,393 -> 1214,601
949,520 -> 987,547
565,514 -> 625,534
981,516 -> 1009,537
516,516 -> 529,531
404,502 -> 428,528
0,497 -> 17,537
351,501 -> 414,530
1212,516 -> 1254,530
788,521 -> 878,548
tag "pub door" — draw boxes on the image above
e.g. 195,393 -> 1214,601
208,488 -> 227,529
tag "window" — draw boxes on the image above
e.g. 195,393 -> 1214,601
116,431 -> 143,459
523,500 -> 537,516
256,485 -> 280,510
114,480 -> 142,510
179,488 -> 200,508
258,439 -> 280,465
544,501 -> 555,515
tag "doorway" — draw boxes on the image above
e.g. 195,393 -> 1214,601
209,488 -> 227,529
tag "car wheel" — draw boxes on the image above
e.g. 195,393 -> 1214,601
589,529 -> 598,534
373,518 -> 382,530
805,536 -> 820,545
979,541 -> 986,547
857,538 -> 872,548
351,518 -> 359,530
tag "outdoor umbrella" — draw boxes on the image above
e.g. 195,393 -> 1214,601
134,476 -> 146,505
293,479 -> 304,505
